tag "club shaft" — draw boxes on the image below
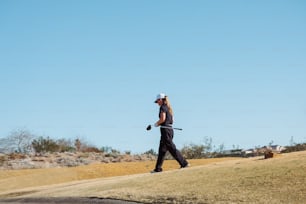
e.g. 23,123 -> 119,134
160,126 -> 182,131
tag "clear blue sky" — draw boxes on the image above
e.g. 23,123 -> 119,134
1,0 -> 305,153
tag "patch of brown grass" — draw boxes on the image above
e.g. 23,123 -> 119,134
1,152 -> 305,203
0,157 -> 237,194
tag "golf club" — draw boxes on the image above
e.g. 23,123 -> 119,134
146,124 -> 182,131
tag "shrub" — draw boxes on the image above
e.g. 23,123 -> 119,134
32,136 -> 59,153
56,138 -> 75,152
181,144 -> 206,159
82,146 -> 101,153
100,146 -> 113,153
75,139 -> 81,151
8,153 -> 27,160
143,149 -> 157,156
0,155 -> 7,165
282,143 -> 306,153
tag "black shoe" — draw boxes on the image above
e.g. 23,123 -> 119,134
150,169 -> 162,173
181,163 -> 191,169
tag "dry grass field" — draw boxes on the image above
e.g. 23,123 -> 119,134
0,151 -> 305,203
0,157 -> 237,194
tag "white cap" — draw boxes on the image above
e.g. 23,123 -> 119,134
155,93 -> 166,103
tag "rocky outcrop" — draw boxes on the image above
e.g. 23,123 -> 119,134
0,152 -> 156,170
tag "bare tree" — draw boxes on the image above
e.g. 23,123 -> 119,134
289,136 -> 295,146
0,128 -> 34,153
0,137 -> 13,153
75,138 -> 81,152
203,136 -> 213,153
215,143 -> 225,153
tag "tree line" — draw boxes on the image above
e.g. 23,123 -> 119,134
0,128 -> 120,154
0,128 -> 226,158
1,128 -> 305,159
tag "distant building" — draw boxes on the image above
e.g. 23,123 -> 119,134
241,145 -> 286,157
269,145 -> 286,153
241,149 -> 256,157
222,149 -> 243,157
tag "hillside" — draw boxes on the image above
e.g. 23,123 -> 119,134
0,157 -> 237,194
0,151 -> 306,203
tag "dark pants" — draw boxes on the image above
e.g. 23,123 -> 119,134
155,128 -> 188,171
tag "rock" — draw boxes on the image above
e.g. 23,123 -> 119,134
264,150 -> 274,159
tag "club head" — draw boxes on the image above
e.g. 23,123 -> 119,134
146,125 -> 152,131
